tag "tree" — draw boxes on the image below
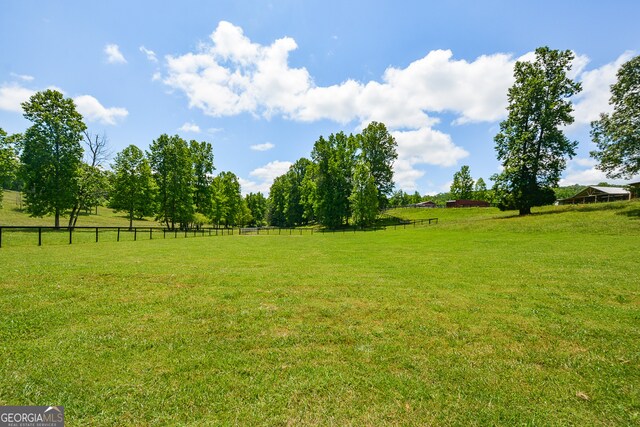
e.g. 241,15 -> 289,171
284,158 -> 312,226
474,177 -> 488,201
0,128 -> 20,207
109,145 -> 157,229
493,47 -> 581,215
20,90 -> 86,228
349,160 -> 379,227
358,122 -> 398,208
450,165 -> 474,199
590,55 -> 640,179
148,134 -> 194,229
210,171 -> 243,226
68,131 -> 111,226
268,174 -> 288,227
245,192 -> 268,226
190,140 -> 215,215
312,132 -> 357,228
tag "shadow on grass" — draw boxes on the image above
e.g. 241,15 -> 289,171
617,208 -> 640,220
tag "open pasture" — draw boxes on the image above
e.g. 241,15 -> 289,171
1,201 -> 639,425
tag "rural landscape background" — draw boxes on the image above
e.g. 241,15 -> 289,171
1,1 -> 639,425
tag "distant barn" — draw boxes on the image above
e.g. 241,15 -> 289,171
445,200 -> 490,208
557,186 -> 631,205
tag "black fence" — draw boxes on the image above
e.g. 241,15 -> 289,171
0,225 -> 235,248
0,218 -> 438,248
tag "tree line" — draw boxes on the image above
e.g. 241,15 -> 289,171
0,49 -> 638,222
266,122 -> 397,228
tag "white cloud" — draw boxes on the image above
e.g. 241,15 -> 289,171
10,72 -> 34,82
571,51 -> 635,127
160,21 -> 637,191
74,95 -> 128,125
0,83 -> 35,112
240,160 -> 292,195
139,45 -> 158,62
250,142 -> 275,151
178,122 -> 201,133
104,44 -> 127,64
560,157 -> 638,186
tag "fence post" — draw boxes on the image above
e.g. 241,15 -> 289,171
0,227 -> 2,248
185,229 -> 188,238
69,227 -> 73,245
38,227 -> 42,246
150,227 -> 153,240
117,227 -> 120,242
175,229 -> 177,238
163,229 -> 166,239
134,228 -> 137,241
96,227 -> 99,243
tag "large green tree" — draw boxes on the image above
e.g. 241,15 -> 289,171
110,145 -> 157,229
268,174 -> 289,227
474,177 -> 488,202
590,55 -> 640,179
148,134 -> 194,229
312,132 -> 357,228
358,122 -> 398,208
493,47 -> 581,215
190,140 -> 215,215
245,192 -> 268,226
20,90 -> 86,227
210,171 -> 243,226
349,160 -> 379,227
450,165 -> 474,199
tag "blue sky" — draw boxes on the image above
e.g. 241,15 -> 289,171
1,0 -> 639,194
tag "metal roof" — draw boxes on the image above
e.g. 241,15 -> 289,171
588,186 -> 630,195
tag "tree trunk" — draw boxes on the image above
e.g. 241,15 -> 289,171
55,209 -> 60,229
519,206 -> 531,215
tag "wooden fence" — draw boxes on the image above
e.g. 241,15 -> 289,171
0,225 -> 234,248
0,218 -> 438,248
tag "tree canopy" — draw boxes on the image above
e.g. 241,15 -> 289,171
493,47 -> 581,215
590,55 -> 640,179
20,90 -> 86,227
450,165 -> 474,200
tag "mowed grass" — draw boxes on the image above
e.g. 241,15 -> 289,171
0,201 -> 639,425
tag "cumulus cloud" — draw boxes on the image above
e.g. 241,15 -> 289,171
74,95 -> 128,125
178,122 -> 201,133
104,44 -> 127,64
139,45 -> 158,62
160,21 -> 635,191
560,157 -> 638,186
240,160 -> 292,195
250,142 -> 275,151
571,51 -> 635,126
0,83 -> 35,112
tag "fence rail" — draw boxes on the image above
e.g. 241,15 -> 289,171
0,218 -> 438,248
0,225 -> 235,248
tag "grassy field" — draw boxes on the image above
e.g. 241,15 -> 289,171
1,198 -> 639,425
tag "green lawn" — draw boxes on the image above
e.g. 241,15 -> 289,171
0,200 -> 639,425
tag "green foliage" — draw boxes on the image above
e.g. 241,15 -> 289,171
358,122 -> 398,208
190,140 -> 215,215
268,174 -> 288,227
450,165 -> 474,199
312,132 -> 357,228
553,184 -> 586,200
590,55 -> 640,179
148,134 -> 194,229
0,128 -> 21,207
493,47 -> 581,215
474,177 -> 488,201
245,192 -> 268,226
210,171 -> 243,226
20,90 -> 86,227
388,190 -> 411,207
110,145 -> 157,229
349,160 -> 379,226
